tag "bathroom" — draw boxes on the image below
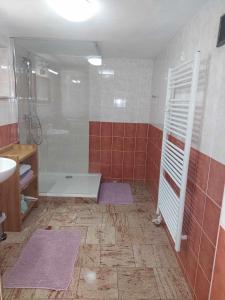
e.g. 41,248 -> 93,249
0,0 -> 225,299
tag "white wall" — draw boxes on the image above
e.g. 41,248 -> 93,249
151,0 -> 225,164
89,58 -> 153,123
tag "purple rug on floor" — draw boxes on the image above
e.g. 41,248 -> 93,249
99,182 -> 133,204
3,229 -> 81,291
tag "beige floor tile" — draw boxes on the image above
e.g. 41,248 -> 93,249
115,225 -> 131,245
86,225 -> 102,244
48,212 -> 77,226
105,204 -> 137,214
1,183 -> 191,300
154,267 -> 192,299
118,267 -> 160,299
100,225 -> 116,245
86,225 -> 116,245
74,203 -> 106,215
128,227 -> 147,244
127,212 -> 143,227
77,267 -> 118,299
102,213 -> 128,229
0,243 -> 23,268
100,244 -> 135,267
142,226 -> 170,245
76,214 -> 103,226
133,244 -> 179,268
78,244 -> 101,267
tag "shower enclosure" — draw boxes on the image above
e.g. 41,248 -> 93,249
12,38 -> 101,198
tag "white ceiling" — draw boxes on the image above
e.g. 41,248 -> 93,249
0,0 -> 208,58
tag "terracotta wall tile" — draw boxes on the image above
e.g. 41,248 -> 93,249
89,121 -> 100,136
203,197 -> 221,245
112,151 -> 123,165
134,165 -> 145,180
112,137 -> 123,151
207,159 -> 225,207
100,164 -> 111,178
101,136 -> 112,150
89,149 -> 100,163
90,136 -> 100,150
136,123 -> 148,137
198,232 -> 215,282
194,265 -> 210,300
125,123 -> 136,137
101,150 -> 111,164
143,124 -> 224,300
124,137 -> 135,151
135,137 -> 148,151
89,163 -> 101,173
211,227 -> 225,300
185,180 -> 206,226
188,149 -> 210,192
123,151 -> 134,166
135,151 -> 146,165
101,122 -> 112,136
113,122 -> 124,137
112,165 -> 122,178
123,165 -> 134,180
183,210 -> 201,257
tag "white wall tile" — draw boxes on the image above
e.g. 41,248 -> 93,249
151,0 -> 225,164
0,99 -> 18,125
89,58 -> 153,123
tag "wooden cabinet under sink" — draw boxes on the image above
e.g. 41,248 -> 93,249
0,144 -> 38,231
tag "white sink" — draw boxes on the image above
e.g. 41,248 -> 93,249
0,157 -> 17,183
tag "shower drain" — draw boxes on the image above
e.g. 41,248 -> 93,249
65,175 -> 73,179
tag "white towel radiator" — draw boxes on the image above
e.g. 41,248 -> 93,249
157,51 -> 200,251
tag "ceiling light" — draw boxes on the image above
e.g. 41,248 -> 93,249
72,79 -> 81,84
48,68 -> 59,75
46,0 -> 100,22
88,56 -> 102,66
98,69 -> 114,76
0,65 -> 8,69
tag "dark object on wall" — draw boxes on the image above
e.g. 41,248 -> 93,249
217,14 -> 225,47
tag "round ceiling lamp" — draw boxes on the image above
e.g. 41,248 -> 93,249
47,0 -> 101,22
88,56 -> 102,66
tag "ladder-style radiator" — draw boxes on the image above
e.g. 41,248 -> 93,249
157,51 -> 200,251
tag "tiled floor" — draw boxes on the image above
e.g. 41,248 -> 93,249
0,184 -> 192,299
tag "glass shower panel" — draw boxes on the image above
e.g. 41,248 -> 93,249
12,38 -> 101,198
38,65 -> 89,174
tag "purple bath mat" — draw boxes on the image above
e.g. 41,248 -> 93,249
99,182 -> 133,204
4,229 -> 81,291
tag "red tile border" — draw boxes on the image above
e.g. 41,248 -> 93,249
100,122 -> 112,136
113,122 -> 125,137
89,121 -> 100,136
